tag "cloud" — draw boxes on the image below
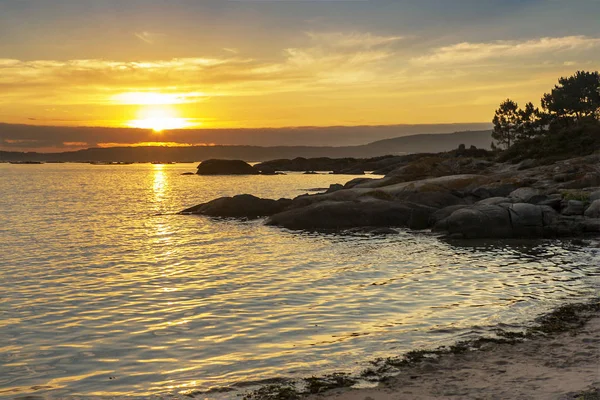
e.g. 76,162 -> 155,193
0,30 -> 406,105
305,32 -> 405,48
412,36 -> 600,65
134,31 -> 165,44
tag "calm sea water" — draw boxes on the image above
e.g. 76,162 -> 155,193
1,163 -> 598,399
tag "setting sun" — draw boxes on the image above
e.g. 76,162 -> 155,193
128,106 -> 193,132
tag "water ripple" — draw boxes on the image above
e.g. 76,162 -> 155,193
0,163 -> 598,399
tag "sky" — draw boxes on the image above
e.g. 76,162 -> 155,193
0,0 -> 599,150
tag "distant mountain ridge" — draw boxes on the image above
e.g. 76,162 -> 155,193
0,122 -> 492,151
0,130 -> 492,162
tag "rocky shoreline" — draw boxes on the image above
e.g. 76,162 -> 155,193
182,151 -> 600,239
178,151 -> 600,399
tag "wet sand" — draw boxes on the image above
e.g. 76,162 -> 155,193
307,313 -> 600,400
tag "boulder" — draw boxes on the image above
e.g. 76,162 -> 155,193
472,182 -> 519,198
266,199 -> 436,231
538,194 -> 563,211
509,187 -> 545,204
517,159 -> 536,170
584,200 -> 600,218
180,194 -> 291,218
325,184 -> 344,194
562,200 -> 586,216
476,197 -> 513,206
434,203 -> 566,239
508,203 -> 545,237
436,205 -> 512,239
583,218 -> 600,233
382,174 -> 493,195
393,190 -> 466,209
591,190 -> 600,202
429,205 -> 469,227
548,216 -> 586,236
344,178 -> 375,189
196,159 -> 259,175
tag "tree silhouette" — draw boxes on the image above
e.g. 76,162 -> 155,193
517,102 -> 542,140
492,99 -> 521,149
541,70 -> 600,128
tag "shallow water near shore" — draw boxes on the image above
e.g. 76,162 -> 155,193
1,163 -> 599,399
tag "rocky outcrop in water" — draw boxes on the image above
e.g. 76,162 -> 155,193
196,159 -> 259,175
182,151 -> 600,238
180,194 -> 291,218
254,156 -> 395,174
266,199 -> 435,231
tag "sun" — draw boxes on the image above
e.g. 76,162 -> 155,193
128,106 -> 192,132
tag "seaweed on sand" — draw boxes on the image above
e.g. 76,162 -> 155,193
242,299 -> 599,400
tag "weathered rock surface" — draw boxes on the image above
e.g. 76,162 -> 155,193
323,184 -> 343,194
433,203 -> 575,238
583,218 -> 600,232
384,156 -> 494,182
509,203 -> 546,237
538,194 -> 563,210
476,197 -> 513,206
180,194 -> 291,218
584,200 -> 600,218
254,155 -> 407,174
344,178 -> 375,189
393,191 -> 465,209
434,205 -> 512,238
266,199 -> 435,231
196,159 -> 259,175
429,205 -> 470,226
509,187 -> 545,204
562,200 -> 586,216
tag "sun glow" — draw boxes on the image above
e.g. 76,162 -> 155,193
114,91 -> 205,105
128,106 -> 193,132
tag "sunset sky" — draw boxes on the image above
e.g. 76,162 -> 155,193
1,0 -> 599,136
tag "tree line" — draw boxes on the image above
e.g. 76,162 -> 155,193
492,71 -> 600,150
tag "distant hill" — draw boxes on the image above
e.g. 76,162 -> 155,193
364,130 -> 492,154
0,130 -> 492,163
0,122 -> 492,151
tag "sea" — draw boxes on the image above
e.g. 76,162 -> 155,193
1,163 -> 598,399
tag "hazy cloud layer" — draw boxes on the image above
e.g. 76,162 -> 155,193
1,33 -> 597,106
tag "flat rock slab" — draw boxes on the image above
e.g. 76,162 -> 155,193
181,194 -> 291,218
267,199 -> 435,231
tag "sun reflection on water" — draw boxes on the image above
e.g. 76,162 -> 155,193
153,164 -> 167,201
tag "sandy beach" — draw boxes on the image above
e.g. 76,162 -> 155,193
306,310 -> 600,400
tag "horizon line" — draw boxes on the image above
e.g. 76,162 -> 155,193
0,121 -> 493,131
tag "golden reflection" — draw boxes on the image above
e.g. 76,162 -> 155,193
153,164 -> 167,200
